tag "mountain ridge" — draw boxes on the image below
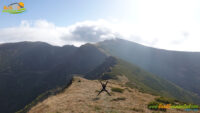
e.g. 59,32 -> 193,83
97,38 -> 200,97
0,41 -> 106,113
27,76 -> 198,113
0,40 -> 199,113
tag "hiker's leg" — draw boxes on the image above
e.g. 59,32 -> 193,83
105,89 -> 111,96
97,89 -> 103,96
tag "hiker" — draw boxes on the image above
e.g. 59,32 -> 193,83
97,80 -> 111,96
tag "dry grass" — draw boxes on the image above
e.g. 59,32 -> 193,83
28,77 -> 196,113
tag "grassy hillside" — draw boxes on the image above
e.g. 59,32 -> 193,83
100,59 -> 200,104
97,39 -> 200,98
27,77 -> 197,113
19,57 -> 200,112
1,41 -> 199,113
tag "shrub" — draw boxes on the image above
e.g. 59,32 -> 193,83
111,87 -> 124,93
131,108 -> 144,112
155,97 -> 175,104
94,106 -> 101,111
111,97 -> 126,101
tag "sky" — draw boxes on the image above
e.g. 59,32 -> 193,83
0,0 -> 200,51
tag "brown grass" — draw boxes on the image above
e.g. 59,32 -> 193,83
28,77 -> 195,113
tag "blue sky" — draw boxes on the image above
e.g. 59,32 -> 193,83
0,0 -> 137,27
0,0 -> 200,51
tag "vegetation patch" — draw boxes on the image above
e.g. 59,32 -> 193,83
125,87 -> 132,92
155,97 -> 176,105
152,111 -> 162,113
101,73 -> 118,80
131,108 -> 144,112
105,59 -> 200,104
94,106 -> 101,111
111,87 -> 124,93
95,90 -> 100,92
111,97 -> 126,101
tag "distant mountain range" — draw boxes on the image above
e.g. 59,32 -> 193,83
0,39 -> 200,113
0,42 -> 106,113
97,39 -> 200,97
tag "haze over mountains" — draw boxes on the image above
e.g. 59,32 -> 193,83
98,39 -> 200,97
0,39 -> 200,113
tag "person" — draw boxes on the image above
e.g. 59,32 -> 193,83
97,80 -> 111,96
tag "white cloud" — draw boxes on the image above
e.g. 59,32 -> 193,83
1,0 -> 200,51
0,20 -> 65,46
0,18 -> 200,51
61,20 -> 118,44
0,19 -> 119,47
132,0 -> 200,51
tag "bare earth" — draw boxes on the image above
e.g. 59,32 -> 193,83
28,77 -> 196,113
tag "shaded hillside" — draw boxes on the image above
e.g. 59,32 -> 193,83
1,41 -> 199,113
27,77 -> 198,113
97,39 -> 200,97
86,57 -> 200,104
108,59 -> 200,104
85,56 -> 117,80
0,42 -> 107,113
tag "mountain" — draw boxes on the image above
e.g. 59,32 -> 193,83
0,42 -> 106,113
85,57 -> 200,104
97,39 -> 200,98
27,77 -> 197,113
0,41 -> 199,113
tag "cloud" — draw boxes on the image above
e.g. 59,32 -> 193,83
0,20 -> 64,45
0,20 -> 119,46
0,19 -> 200,51
61,20 -> 118,44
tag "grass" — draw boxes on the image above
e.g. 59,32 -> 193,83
106,59 -> 200,104
95,90 -> 100,92
93,97 -> 100,101
94,106 -> 101,111
111,97 -> 126,101
131,108 -> 144,112
155,97 -> 176,105
125,88 -> 132,92
152,111 -> 162,113
106,110 -> 119,113
111,87 -> 124,93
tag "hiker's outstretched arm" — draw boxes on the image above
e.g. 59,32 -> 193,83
99,80 -> 103,85
105,81 -> 108,86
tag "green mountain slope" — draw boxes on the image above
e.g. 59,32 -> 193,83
86,57 -> 200,104
97,38 -> 200,99
1,41 -> 199,113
